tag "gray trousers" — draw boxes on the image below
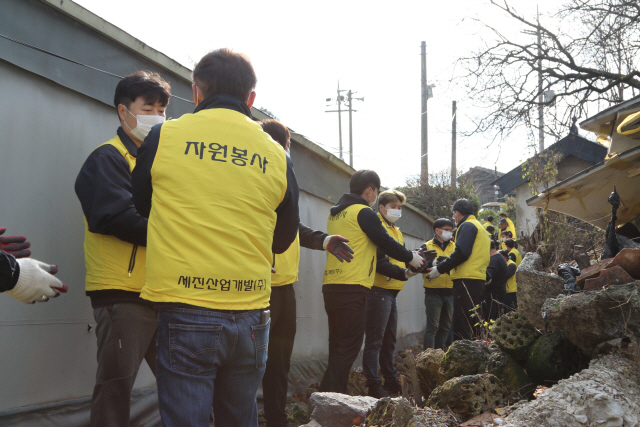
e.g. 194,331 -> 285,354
90,303 -> 158,427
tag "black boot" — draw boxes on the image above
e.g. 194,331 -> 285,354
367,382 -> 390,399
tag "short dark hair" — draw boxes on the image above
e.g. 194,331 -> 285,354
487,225 -> 495,233
259,119 -> 290,148
499,213 -> 507,218
505,239 -> 516,249
499,250 -> 510,259
487,216 -> 494,222
501,230 -> 513,238
350,170 -> 381,195
113,71 -> 171,112
433,218 -> 454,231
193,48 -> 257,100
490,240 -> 501,250
452,199 -> 475,215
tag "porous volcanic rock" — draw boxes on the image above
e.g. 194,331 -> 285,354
485,349 -> 536,398
542,282 -> 640,357
526,332 -> 585,385
491,311 -> 540,361
516,252 -> 564,329
365,397 -> 414,427
426,374 -> 509,421
415,349 -> 446,399
440,340 -> 491,379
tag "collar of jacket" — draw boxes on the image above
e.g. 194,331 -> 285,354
116,127 -> 139,158
193,93 -> 252,117
377,212 -> 396,228
457,214 -> 471,227
431,237 -> 451,251
330,192 -> 369,216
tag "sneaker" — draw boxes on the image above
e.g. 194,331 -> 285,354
382,379 -> 402,395
367,382 -> 390,399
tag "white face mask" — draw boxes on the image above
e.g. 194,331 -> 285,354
385,208 -> 402,223
368,189 -> 378,208
440,230 -> 453,241
124,107 -> 165,141
502,237 -> 507,242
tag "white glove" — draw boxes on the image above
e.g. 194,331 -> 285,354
409,251 -> 425,269
427,268 -> 441,280
7,258 -> 68,303
405,269 -> 419,279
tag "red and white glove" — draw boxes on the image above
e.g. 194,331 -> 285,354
7,258 -> 68,303
427,268 -> 441,280
409,251 -> 425,269
323,235 -> 354,263
0,227 -> 31,258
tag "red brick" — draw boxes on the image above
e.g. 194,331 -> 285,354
576,258 -> 613,288
605,248 -> 640,279
583,266 -> 635,291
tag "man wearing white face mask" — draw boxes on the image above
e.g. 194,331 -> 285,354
75,70 -> 170,427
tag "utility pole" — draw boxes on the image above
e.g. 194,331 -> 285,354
337,83 -> 343,160
325,84 -> 363,167
348,90 -> 354,168
537,8 -> 544,152
451,100 -> 457,188
421,41 -> 428,181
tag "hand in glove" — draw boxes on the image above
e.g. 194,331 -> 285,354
7,258 -> 68,303
427,268 -> 441,280
409,251 -> 425,269
323,235 -> 354,263
0,227 -> 31,258
405,269 -> 419,279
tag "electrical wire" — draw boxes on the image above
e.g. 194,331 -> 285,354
0,33 -> 194,104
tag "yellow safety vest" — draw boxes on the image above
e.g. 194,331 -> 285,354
510,247 -> 523,267
506,218 -> 516,238
423,238 -> 455,289
272,232 -> 300,286
84,136 -> 147,293
323,204 -> 377,288
373,213 -> 406,291
450,215 -> 491,281
140,108 -> 288,310
506,259 -> 517,293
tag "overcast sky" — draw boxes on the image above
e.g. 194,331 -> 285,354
76,0 -> 563,188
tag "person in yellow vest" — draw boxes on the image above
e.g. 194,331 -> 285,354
484,215 -> 495,234
500,230 -> 513,250
74,71 -> 170,427
505,239 -> 522,267
423,218 -> 456,350
500,250 -> 518,312
361,189 -> 419,398
259,119 -> 353,427
320,171 -> 425,394
427,199 -> 490,341
131,50 -> 300,427
500,213 -> 516,238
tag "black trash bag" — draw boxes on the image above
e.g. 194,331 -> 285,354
557,263 -> 581,295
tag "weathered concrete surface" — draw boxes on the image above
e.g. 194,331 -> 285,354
415,349 -> 446,399
542,282 -> 640,357
491,311 -> 540,361
306,393 -> 377,427
516,252 -> 564,329
503,354 -> 640,427
583,265 -> 634,291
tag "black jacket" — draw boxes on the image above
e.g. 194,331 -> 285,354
437,215 -> 478,274
485,253 -> 512,293
330,193 -> 412,263
0,251 -> 19,293
299,223 -> 327,250
131,94 -> 300,255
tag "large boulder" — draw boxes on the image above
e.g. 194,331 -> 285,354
306,393 -> 377,427
485,349 -> 536,398
542,282 -> 640,357
525,332 -> 585,385
426,374 -> 508,421
503,354 -> 640,427
364,397 -> 414,427
491,311 -> 540,361
516,252 -> 564,329
440,340 -> 491,379
415,349 -> 446,399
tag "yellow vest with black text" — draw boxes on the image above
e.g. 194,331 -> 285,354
373,213 -> 406,291
140,108 -> 288,310
506,259 -> 517,293
272,232 -> 300,287
83,136 -> 147,292
422,238 -> 455,289
510,247 -> 522,267
450,215 -> 491,281
323,204 -> 377,288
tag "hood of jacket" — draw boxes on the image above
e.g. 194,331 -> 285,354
330,193 -> 369,216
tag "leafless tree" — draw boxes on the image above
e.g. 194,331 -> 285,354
461,0 -> 640,146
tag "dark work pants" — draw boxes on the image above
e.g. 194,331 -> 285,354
504,292 -> 518,312
90,303 -> 157,427
483,288 -> 506,322
319,289 -> 368,394
262,284 -> 297,427
452,279 -> 485,341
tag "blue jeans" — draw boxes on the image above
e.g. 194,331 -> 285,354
363,287 -> 398,387
155,306 -> 269,427
423,291 -> 454,350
